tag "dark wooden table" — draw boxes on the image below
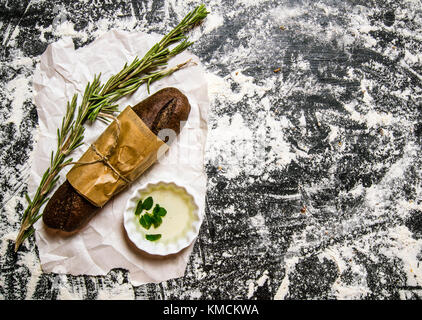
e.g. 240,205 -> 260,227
1,0 -> 421,299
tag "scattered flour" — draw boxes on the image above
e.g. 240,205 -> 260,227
274,140 -> 422,299
39,16 -> 139,44
96,284 -> 135,300
250,213 -> 270,238
5,76 -> 31,125
205,70 -> 296,179
247,270 -> 269,298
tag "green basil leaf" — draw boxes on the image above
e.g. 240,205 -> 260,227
139,215 -> 147,228
157,207 -> 167,217
152,204 -> 167,217
155,215 -> 162,228
145,234 -> 161,241
152,204 -> 160,216
143,196 -> 153,210
150,214 -> 162,228
144,214 -> 153,227
135,199 -> 144,215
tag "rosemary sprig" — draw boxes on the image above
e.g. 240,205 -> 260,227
15,4 -> 209,252
86,4 -> 208,121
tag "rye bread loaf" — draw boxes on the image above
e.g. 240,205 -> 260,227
42,87 -> 191,232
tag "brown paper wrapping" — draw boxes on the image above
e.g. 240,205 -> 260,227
67,106 -> 169,207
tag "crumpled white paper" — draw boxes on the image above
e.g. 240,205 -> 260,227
31,30 -> 209,285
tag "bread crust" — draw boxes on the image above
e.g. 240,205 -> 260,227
42,87 -> 191,232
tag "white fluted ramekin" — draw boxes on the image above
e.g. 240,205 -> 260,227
123,181 -> 200,256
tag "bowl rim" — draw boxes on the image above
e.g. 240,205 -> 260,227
123,180 -> 201,256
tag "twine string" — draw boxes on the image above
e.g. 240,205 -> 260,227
62,112 -> 131,184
